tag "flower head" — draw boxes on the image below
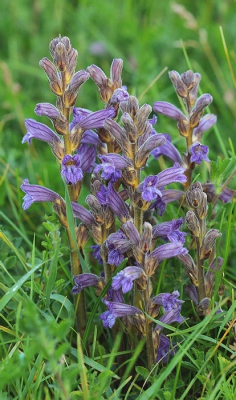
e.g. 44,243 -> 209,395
100,301 -> 142,328
152,290 -> 184,312
61,144 -> 96,184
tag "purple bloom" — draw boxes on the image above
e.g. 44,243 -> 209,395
151,133 -> 184,165
193,114 -> 217,141
71,106 -> 116,131
147,242 -> 187,269
106,183 -> 130,222
185,284 -> 198,305
110,88 -> 129,104
70,108 -> 92,130
156,334 -> 175,363
21,179 -> 61,210
141,175 -> 163,202
106,230 -> 131,266
156,307 -> 185,330
72,202 -> 96,227
152,218 -> 187,244
100,301 -> 142,328
34,103 -> 60,119
61,154 -> 83,184
152,290 -> 184,312
139,164 -> 186,202
151,189 -> 184,216
157,163 -> 187,187
112,266 -> 144,293
153,101 -> 186,122
22,119 -> 61,145
61,144 -> 96,184
219,187 -> 236,203
72,273 -> 101,294
91,244 -> 103,265
94,153 -> 131,183
96,184 -> 108,206
189,142 -> 210,164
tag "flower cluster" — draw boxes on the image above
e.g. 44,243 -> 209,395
21,36 -> 233,370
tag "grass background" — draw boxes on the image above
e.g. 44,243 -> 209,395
0,1 -> 236,399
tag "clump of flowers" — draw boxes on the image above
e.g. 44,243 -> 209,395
21,36 -> 234,370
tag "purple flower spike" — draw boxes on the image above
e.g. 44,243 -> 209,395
152,290 -> 184,312
152,218 -> 187,244
23,119 -> 61,145
21,179 -> 60,210
153,101 -> 186,121
141,175 -> 163,202
72,273 -> 100,294
61,154 -> 83,184
112,266 -> 144,293
100,301 -> 142,328
189,142 -> 210,165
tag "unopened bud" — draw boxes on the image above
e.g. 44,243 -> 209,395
169,70 -> 188,98
186,210 -> 200,237
200,229 -> 222,260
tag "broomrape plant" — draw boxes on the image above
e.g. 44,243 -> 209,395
21,36 -> 235,370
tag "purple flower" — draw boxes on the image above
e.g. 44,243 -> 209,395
140,175 -> 163,202
156,334 -> 175,363
22,119 -> 61,145
106,230 -> 131,266
21,179 -> 61,210
139,164 -> 186,202
185,284 -> 198,305
110,88 -> 129,104
152,218 -> 187,244
147,242 -> 187,273
153,101 -> 186,122
106,183 -> 130,222
72,202 -> 96,227
91,244 -> 103,265
219,187 -> 236,203
61,144 -> 96,184
100,301 -> 142,328
156,307 -> 185,330
157,163 -> 187,187
70,108 -> 92,131
112,266 -> 144,293
34,103 -> 60,119
151,133 -> 184,165
151,189 -> 184,216
71,106 -> 116,131
193,114 -> 217,141
152,290 -> 184,312
72,273 -> 101,294
189,142 -> 210,164
94,153 -> 131,183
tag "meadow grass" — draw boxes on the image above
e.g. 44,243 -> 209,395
0,1 -> 236,399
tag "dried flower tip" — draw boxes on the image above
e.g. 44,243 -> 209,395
186,182 -> 208,219
64,70 -> 90,107
177,253 -> 198,285
120,96 -> 139,119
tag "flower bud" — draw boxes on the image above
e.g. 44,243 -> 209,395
186,210 -> 200,237
200,229 -> 222,261
169,70 -> 188,98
